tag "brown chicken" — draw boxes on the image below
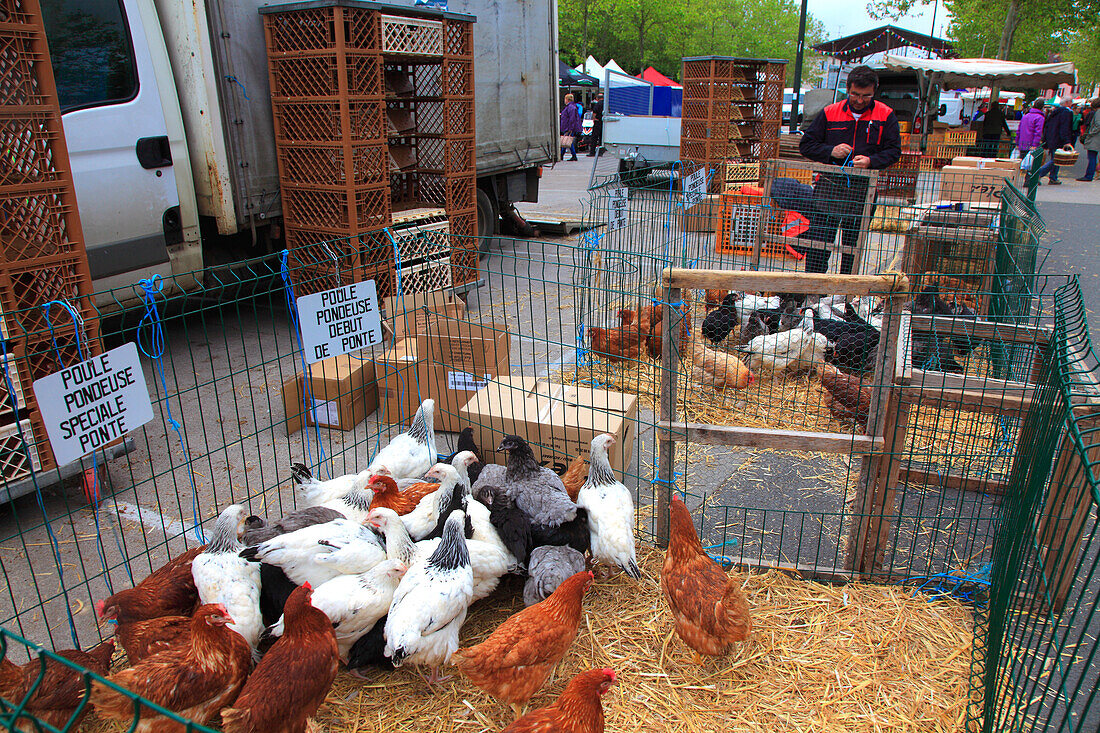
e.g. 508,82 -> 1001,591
451,570 -> 594,718
501,668 -> 617,733
679,326 -> 754,390
115,614 -> 192,664
661,496 -> 752,660
588,309 -> 644,362
704,289 -> 730,312
641,300 -> 693,360
221,583 -> 338,733
560,452 -> 587,502
91,604 -> 251,733
95,546 -> 204,624
0,639 -> 115,733
368,474 -> 438,515
819,363 -> 870,428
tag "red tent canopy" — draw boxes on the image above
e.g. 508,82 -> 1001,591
639,66 -> 680,87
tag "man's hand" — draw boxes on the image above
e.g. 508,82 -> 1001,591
851,155 -> 872,169
831,143 -> 853,159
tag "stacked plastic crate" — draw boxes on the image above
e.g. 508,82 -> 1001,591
261,1 -> 477,299
0,0 -> 99,476
680,56 -> 786,191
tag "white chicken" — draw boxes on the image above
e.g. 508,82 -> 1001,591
292,462 -> 372,508
368,398 -> 437,480
576,434 -> 640,579
318,484 -> 374,524
240,518 -> 384,588
400,462 -> 464,541
733,293 -> 781,324
263,558 -> 407,663
191,504 -> 263,650
384,510 -> 474,685
739,309 -> 827,377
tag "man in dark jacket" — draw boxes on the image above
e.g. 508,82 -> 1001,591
587,92 -> 604,156
1036,97 -> 1074,185
780,65 -> 901,274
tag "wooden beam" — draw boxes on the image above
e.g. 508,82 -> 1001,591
658,421 -> 884,453
900,384 -> 1032,414
896,312 -> 913,384
898,465 -> 1011,496
656,285 -> 681,549
661,267 -> 908,297
762,232 -> 857,256
723,555 -> 856,584
909,369 -> 1036,398
908,314 -> 1050,346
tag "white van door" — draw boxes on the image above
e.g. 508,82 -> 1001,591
42,0 -> 181,285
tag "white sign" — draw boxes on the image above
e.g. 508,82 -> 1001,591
684,167 -> 708,207
608,187 -> 629,232
33,342 -> 154,466
296,280 -> 383,364
447,370 -> 492,392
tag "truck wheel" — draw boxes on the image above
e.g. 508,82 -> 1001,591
476,188 -> 498,257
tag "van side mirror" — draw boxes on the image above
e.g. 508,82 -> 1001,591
938,104 -> 947,116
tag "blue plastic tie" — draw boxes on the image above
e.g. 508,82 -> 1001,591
278,251 -> 331,479
224,75 -> 249,100
136,278 -> 207,543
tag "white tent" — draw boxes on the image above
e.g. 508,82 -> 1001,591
574,55 -> 606,83
882,55 -> 1077,87
604,59 -> 628,76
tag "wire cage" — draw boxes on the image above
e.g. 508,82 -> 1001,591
0,212 -> 1095,732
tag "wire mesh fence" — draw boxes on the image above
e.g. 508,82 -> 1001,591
0,160 -> 1093,733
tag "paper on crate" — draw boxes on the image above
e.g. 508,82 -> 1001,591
283,352 -> 378,434
939,166 -> 1015,204
383,290 -> 466,340
460,376 -> 637,476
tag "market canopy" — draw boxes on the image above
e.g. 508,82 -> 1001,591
883,55 -> 1077,87
575,55 -> 605,82
560,59 -> 599,87
604,59 -> 627,76
813,25 -> 956,61
639,66 -> 681,87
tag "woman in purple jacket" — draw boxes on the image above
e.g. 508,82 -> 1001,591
1017,99 -> 1046,155
559,94 -> 581,161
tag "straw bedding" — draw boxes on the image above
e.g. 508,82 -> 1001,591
83,547 -> 973,733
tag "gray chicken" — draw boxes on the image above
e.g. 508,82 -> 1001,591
241,507 -> 344,545
523,545 -> 587,606
472,435 -> 578,528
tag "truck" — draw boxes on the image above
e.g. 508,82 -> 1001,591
42,0 -> 558,296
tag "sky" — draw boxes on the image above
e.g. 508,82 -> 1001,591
808,0 -> 951,41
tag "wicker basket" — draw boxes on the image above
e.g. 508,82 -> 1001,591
1053,147 -> 1080,166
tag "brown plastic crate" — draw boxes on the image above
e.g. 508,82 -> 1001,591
269,52 -> 382,99
0,256 -> 96,338
682,59 -> 712,79
0,417 -> 42,481
282,183 -> 391,232
0,352 -> 24,418
364,259 -> 397,299
0,28 -> 48,107
444,99 -> 474,136
444,137 -> 475,174
390,171 -> 446,209
285,227 -> 363,279
264,6 -> 380,53
381,13 -> 444,57
0,0 -> 32,25
0,109 -> 62,187
383,62 -> 443,97
445,176 -> 475,210
274,99 -> 385,141
19,327 -> 92,385
0,184 -> 81,262
278,142 -> 388,186
443,19 -> 473,57
443,59 -> 473,97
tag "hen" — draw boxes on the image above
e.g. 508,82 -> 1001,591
501,668 -> 617,733
367,398 -> 437,480
240,508 -> 342,545
701,293 -> 740,344
560,451 -> 587,502
819,362 -> 871,428
91,604 -> 251,733
291,462 -> 371,508
384,510 -> 474,685
704,289 -> 729,312
588,309 -> 643,362
192,505 -> 264,650
661,496 -> 752,660
115,614 -> 191,663
399,462 -> 468,541
451,570 -> 593,717
738,310 -> 827,377
576,434 -> 640,579
474,435 -> 577,529
221,584 -> 339,733
240,518 -> 384,589
641,299 -> 693,360
523,545 -> 587,607
681,328 -> 754,390
1,639 -> 114,733
368,474 -> 438,515
95,546 -> 203,624
481,486 -> 534,567
317,484 -> 375,525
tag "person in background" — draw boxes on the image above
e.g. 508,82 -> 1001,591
1072,103 -> 1084,146
587,91 -> 604,157
784,64 -> 901,274
559,93 -> 581,161
1036,96 -> 1074,185
1077,98 -> 1100,182
1016,99 -> 1046,158
981,102 -> 1011,157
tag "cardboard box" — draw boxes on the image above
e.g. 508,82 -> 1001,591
682,193 -> 721,233
949,156 -> 1021,173
418,317 -> 510,432
460,376 -> 638,476
383,290 -> 466,340
283,353 -> 378,434
374,337 -> 426,425
939,166 -> 1015,203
